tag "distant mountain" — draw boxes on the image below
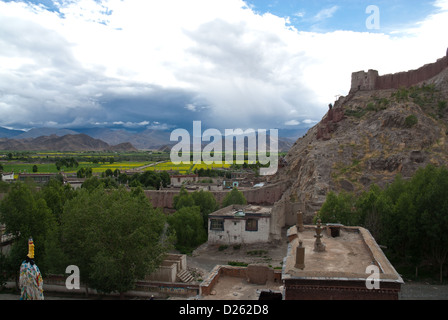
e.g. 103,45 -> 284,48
74,127 -> 172,150
0,134 -> 137,152
14,127 -> 79,139
75,127 -> 135,146
0,127 -> 25,138
2,125 -> 302,152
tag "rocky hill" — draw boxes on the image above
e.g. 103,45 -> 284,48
0,134 -> 138,152
271,63 -> 448,225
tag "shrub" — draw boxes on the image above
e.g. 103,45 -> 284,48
404,115 -> 418,128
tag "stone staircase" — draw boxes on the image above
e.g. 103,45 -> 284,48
177,269 -> 194,283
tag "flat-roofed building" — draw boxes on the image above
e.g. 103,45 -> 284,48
18,173 -> 57,184
208,205 -> 272,245
282,221 -> 403,300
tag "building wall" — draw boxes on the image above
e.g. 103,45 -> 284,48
170,175 -> 199,187
283,279 -> 400,300
350,69 -> 379,93
350,51 -> 448,92
144,181 -> 288,209
1,173 -> 14,181
376,55 -> 448,90
208,216 -> 270,245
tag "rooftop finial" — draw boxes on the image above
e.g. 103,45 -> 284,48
314,219 -> 326,252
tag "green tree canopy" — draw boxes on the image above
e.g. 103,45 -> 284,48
0,182 -> 56,275
318,164 -> 448,283
168,206 -> 207,254
221,187 -> 247,208
60,186 -> 172,297
173,186 -> 195,210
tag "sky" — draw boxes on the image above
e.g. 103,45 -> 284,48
0,0 -> 447,134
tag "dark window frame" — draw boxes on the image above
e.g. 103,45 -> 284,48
210,219 -> 224,231
245,218 -> 258,232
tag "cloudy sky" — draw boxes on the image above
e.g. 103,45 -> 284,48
1,0 -> 447,134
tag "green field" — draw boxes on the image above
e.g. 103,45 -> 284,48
144,161 -> 232,174
0,161 -> 154,175
1,150 -> 284,176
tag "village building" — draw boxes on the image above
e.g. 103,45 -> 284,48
170,174 -> 199,187
208,205 -> 272,245
18,173 -> 58,184
281,214 -> 404,300
1,172 -> 14,182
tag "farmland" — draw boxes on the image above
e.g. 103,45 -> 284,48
0,150 -> 286,176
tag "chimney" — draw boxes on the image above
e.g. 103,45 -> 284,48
295,240 -> 305,270
296,211 -> 305,232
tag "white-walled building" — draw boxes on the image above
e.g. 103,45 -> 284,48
1,172 -> 14,182
170,174 -> 199,187
208,205 -> 272,245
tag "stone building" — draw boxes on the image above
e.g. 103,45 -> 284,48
208,205 -> 272,245
282,219 -> 403,300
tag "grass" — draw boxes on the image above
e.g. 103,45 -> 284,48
144,161 -> 232,174
0,161 -> 154,175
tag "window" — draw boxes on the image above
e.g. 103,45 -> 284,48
210,219 -> 224,231
246,219 -> 258,232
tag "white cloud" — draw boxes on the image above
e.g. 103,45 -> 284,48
313,6 -> 339,21
0,0 -> 447,132
185,104 -> 198,112
285,120 -> 300,126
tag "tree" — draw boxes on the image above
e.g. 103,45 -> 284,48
104,168 -> 114,177
410,165 -> 448,283
60,187 -> 172,298
173,186 -> 195,210
38,178 -> 75,224
221,187 -> 247,208
77,167 -> 92,179
318,191 -> 357,225
168,206 -> 207,253
118,173 -> 129,185
0,183 -> 56,278
32,165 -> 38,173
318,164 -> 448,283
191,190 -> 218,230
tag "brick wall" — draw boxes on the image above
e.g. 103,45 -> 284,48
283,279 -> 401,300
375,55 -> 448,90
350,51 -> 448,93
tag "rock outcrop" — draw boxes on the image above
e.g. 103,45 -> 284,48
269,65 -> 448,231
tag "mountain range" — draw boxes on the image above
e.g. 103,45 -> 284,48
0,126 -> 304,152
0,134 -> 137,152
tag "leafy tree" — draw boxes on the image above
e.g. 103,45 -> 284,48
32,165 -> 38,173
191,190 -> 218,230
0,183 -> 56,277
221,187 -> 247,208
410,165 -> 448,283
60,187 -> 172,298
319,164 -> 448,282
317,191 -> 357,225
160,171 -> 170,188
173,186 -> 195,210
77,167 -> 92,179
39,178 -> 75,224
81,176 -> 103,191
104,168 -> 114,177
168,206 -> 207,253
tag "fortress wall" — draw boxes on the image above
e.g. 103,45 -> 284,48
144,182 -> 288,210
375,55 -> 448,90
